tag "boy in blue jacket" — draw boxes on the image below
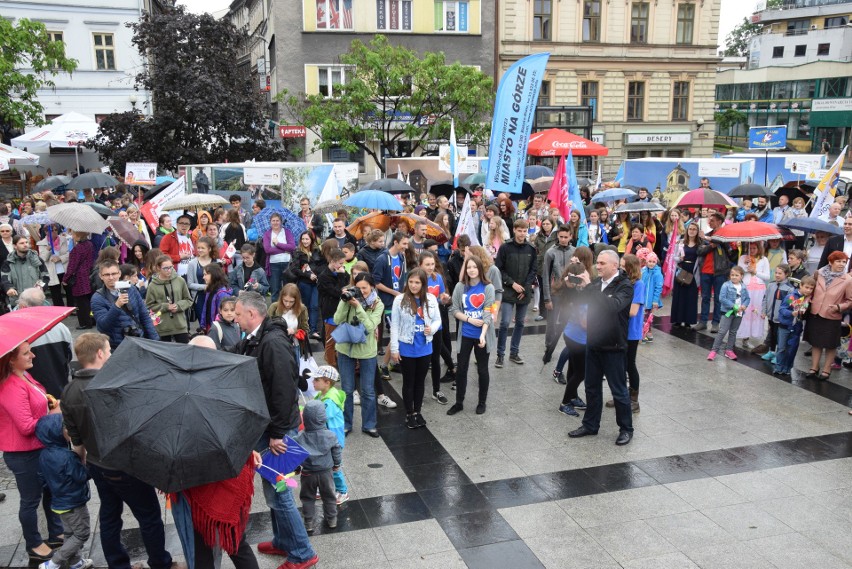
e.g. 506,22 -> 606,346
311,365 -> 349,504
640,253 -> 663,342
774,275 -> 815,376
35,414 -> 92,569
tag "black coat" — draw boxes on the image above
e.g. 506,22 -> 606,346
584,271 -> 634,351
818,235 -> 850,271
317,266 -> 350,321
232,318 -> 301,438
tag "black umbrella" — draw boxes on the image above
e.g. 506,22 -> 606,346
35,175 -> 72,192
65,172 -> 119,191
86,202 -> 114,218
728,183 -> 772,198
614,201 -> 666,214
83,338 -> 270,493
429,183 -> 457,199
360,178 -> 417,195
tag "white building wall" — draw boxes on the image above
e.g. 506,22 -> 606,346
751,27 -> 852,67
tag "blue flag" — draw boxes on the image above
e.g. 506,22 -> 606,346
614,162 -> 625,184
566,151 -> 589,247
485,53 -> 550,194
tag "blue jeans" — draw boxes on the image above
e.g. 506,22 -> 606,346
269,262 -> 289,301
298,281 -> 320,334
3,449 -> 63,549
88,464 -> 172,569
497,302 -> 530,357
337,352 -> 377,431
700,273 -> 727,325
581,348 -> 634,434
254,433 -> 316,563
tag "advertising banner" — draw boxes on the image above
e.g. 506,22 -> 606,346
244,167 -> 282,185
140,176 -> 186,231
748,126 -> 787,150
125,162 -> 157,186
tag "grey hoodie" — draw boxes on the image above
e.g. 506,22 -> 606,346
293,400 -> 342,473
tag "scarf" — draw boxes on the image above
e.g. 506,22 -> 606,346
820,265 -> 845,289
177,458 -> 255,556
365,289 -> 378,306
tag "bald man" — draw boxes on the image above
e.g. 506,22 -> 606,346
188,335 -> 217,349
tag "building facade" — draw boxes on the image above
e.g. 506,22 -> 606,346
714,0 -> 852,154
241,0 -> 495,181
500,0 -> 720,175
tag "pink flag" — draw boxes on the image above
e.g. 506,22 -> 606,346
547,153 -> 570,223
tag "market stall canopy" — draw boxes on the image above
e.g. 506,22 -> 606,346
527,129 -> 609,157
10,112 -> 100,150
0,142 -> 40,169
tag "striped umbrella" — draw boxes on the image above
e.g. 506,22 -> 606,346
670,188 -> 738,211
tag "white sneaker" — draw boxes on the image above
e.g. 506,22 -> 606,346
336,491 -> 350,505
70,561 -> 93,569
378,394 -> 397,408
353,391 -> 361,405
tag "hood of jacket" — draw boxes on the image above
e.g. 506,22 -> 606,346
9,250 -> 42,267
35,413 -> 66,448
302,399 -> 327,431
197,210 -> 213,227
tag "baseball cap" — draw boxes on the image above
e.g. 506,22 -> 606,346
309,365 -> 340,382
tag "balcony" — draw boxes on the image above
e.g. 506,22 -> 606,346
757,0 -> 852,24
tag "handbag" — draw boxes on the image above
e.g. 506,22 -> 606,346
298,353 -> 320,397
331,321 -> 367,344
675,268 -> 694,286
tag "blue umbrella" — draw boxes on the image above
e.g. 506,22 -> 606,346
20,212 -> 52,226
344,190 -> 403,211
524,165 -> 554,179
251,207 -> 307,236
592,188 -> 637,202
156,176 -> 176,185
779,217 -> 843,235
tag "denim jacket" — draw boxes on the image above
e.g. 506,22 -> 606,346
389,293 -> 441,355
719,280 -> 751,315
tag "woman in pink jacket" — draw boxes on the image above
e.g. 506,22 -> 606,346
0,341 -> 64,563
804,251 -> 852,380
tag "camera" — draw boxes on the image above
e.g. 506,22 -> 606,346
116,280 -> 132,292
567,275 -> 583,285
123,325 -> 141,338
243,278 -> 256,291
340,286 -> 364,303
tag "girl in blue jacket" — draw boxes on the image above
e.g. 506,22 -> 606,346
640,253 -> 664,341
708,266 -> 751,361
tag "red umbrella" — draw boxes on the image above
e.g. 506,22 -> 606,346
670,188 -> 738,211
0,306 -> 75,359
710,221 -> 782,243
527,129 -> 609,157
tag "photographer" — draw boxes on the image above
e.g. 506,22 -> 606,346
145,255 -> 193,343
317,249 -> 349,367
91,260 -> 159,349
228,243 -> 269,296
334,272 -> 384,438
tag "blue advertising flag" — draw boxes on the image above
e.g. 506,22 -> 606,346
565,151 -> 589,247
485,53 -> 550,194
614,162 -> 625,184
748,126 -> 788,150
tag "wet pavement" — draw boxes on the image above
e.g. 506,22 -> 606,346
3,313 -> 852,568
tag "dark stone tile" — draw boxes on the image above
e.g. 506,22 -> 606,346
387,440 -> 455,468
402,461 -> 472,491
379,424 -> 437,448
477,476 -> 551,509
815,431 -> 852,457
724,442 -> 804,470
776,436 -> 849,462
418,483 -> 491,519
581,463 -> 656,492
305,499 -> 372,536
438,510 -> 520,549
632,455 -> 709,484
678,449 -> 754,477
530,469 -> 605,500
0,543 -> 23,569
358,492 -> 432,528
459,539 -> 546,569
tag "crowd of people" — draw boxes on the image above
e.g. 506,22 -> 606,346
1,176 -> 851,569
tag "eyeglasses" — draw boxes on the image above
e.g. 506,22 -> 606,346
177,222 -> 190,227
101,272 -> 120,278
161,265 -> 174,271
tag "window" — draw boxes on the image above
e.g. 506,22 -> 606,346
627,81 -> 645,121
317,0 -> 354,29
627,150 -> 647,159
533,0 -> 552,41
583,0 -> 601,42
825,16 -> 848,28
676,4 -> 694,45
538,81 -> 551,108
630,2 -> 649,44
581,81 -> 598,120
772,46 -> 784,58
326,146 -> 366,173
672,81 -> 690,121
47,31 -> 63,44
817,43 -> 830,55
435,1 -> 469,32
821,77 -> 849,98
786,19 -> 808,35
667,150 -> 685,158
377,0 -> 412,31
794,44 -> 806,56
93,33 -> 115,70
317,66 -> 351,97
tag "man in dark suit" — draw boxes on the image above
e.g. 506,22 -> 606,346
818,217 -> 852,270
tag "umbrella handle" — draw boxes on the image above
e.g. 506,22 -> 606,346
47,226 -> 55,255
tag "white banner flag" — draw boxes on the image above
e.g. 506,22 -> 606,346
454,193 -> 480,248
810,147 -> 847,220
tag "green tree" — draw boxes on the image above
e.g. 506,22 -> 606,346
281,35 -> 494,175
722,0 -> 783,57
715,109 -> 749,147
88,5 -> 286,172
0,18 -> 77,143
